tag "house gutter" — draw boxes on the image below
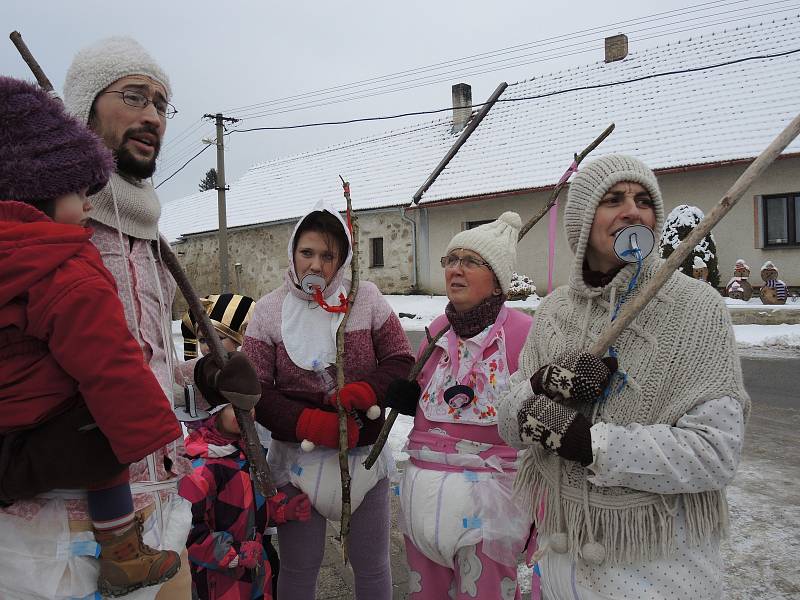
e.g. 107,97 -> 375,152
411,81 -> 508,205
399,207 -> 418,289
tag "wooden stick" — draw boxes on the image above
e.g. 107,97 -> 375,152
9,32 -> 55,93
590,111 -> 800,356
363,323 -> 450,470
518,123 -> 615,241
334,176 -> 359,563
159,241 -> 277,498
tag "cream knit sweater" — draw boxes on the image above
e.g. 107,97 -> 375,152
500,256 -> 750,565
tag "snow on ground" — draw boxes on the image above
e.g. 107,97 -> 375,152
172,294 -> 800,353
733,324 -> 800,350
726,297 -> 799,310
385,294 -> 540,332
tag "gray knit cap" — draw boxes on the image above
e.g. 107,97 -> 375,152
565,154 -> 664,257
64,37 -> 171,125
446,211 -> 521,294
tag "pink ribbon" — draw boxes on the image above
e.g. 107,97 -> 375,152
546,161 -> 578,294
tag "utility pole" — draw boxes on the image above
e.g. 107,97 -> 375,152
203,112 -> 239,292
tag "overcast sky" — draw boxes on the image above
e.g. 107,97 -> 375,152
3,0 -> 793,202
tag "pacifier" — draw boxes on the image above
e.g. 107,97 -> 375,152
174,384 -> 210,422
613,224 -> 655,263
443,385 -> 475,410
300,273 -> 327,294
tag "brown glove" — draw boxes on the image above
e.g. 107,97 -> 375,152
194,351 -> 261,410
530,350 -> 617,405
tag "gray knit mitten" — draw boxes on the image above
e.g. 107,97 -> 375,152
530,350 -> 617,404
517,393 -> 593,465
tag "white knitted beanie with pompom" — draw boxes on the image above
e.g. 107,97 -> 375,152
446,211 -> 521,294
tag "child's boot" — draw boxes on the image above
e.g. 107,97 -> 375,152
95,517 -> 181,597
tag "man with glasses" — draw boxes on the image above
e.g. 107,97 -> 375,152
60,36 -> 193,599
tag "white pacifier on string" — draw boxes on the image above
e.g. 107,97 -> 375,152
613,224 -> 655,263
300,273 -> 327,294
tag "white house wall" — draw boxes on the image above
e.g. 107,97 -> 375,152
418,157 -> 800,295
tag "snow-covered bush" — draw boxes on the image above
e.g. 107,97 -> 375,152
659,204 -> 720,287
508,272 -> 537,301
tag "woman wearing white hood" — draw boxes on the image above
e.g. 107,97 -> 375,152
241,200 -> 414,600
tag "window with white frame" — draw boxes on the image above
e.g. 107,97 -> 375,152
762,193 -> 800,247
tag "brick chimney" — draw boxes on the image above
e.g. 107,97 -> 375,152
605,34 -> 628,63
451,83 -> 472,133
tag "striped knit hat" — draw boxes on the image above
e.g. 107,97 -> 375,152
181,294 -> 255,359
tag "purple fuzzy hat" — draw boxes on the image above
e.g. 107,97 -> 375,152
0,76 -> 115,204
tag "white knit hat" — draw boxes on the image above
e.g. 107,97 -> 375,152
445,211 -> 521,294
565,154 -> 664,254
64,37 -> 172,125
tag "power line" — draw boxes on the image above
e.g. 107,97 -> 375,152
227,0 -> 795,118
153,45 -> 799,189
223,0 -> 742,114
159,3 -> 796,168
233,6 -> 799,121
155,144 -> 212,189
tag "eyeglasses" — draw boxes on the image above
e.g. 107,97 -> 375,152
440,254 -> 491,270
102,90 -> 178,119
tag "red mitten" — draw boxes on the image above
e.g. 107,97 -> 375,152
331,382 -> 377,412
270,491 -> 312,524
296,408 -> 359,449
237,541 -> 264,569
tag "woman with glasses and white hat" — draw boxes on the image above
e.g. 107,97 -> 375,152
497,154 -> 749,599
385,212 -> 535,600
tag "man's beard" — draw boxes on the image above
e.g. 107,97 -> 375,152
114,126 -> 161,180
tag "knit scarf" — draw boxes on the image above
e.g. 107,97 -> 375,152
88,172 -> 161,240
515,258 -> 750,565
445,293 -> 506,338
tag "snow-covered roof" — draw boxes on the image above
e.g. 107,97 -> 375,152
161,16 -> 800,240
160,119 -> 457,241
419,16 -> 800,204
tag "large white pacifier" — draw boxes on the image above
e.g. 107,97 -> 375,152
175,384 -> 210,422
300,273 -> 327,294
613,224 -> 655,263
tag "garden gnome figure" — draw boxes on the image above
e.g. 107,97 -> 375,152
727,281 -> 746,300
726,259 -> 753,300
692,257 -> 709,282
759,261 -> 788,305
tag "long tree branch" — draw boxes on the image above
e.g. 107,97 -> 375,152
334,176 -> 359,563
363,323 -> 450,469
518,123 -> 615,241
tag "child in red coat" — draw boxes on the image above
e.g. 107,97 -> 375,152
0,76 -> 182,596
180,405 -> 311,600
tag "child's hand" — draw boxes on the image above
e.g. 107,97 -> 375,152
284,493 -> 311,522
236,541 -> 264,569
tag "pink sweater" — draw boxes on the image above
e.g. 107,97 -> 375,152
243,279 -> 414,446
408,307 -> 533,467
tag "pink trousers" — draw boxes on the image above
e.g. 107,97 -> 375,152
404,536 -> 523,600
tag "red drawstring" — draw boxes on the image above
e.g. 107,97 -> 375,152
312,287 -> 349,313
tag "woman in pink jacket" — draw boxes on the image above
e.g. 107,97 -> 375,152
385,213 -> 535,599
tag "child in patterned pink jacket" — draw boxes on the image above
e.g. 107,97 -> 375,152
179,406 -> 311,600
